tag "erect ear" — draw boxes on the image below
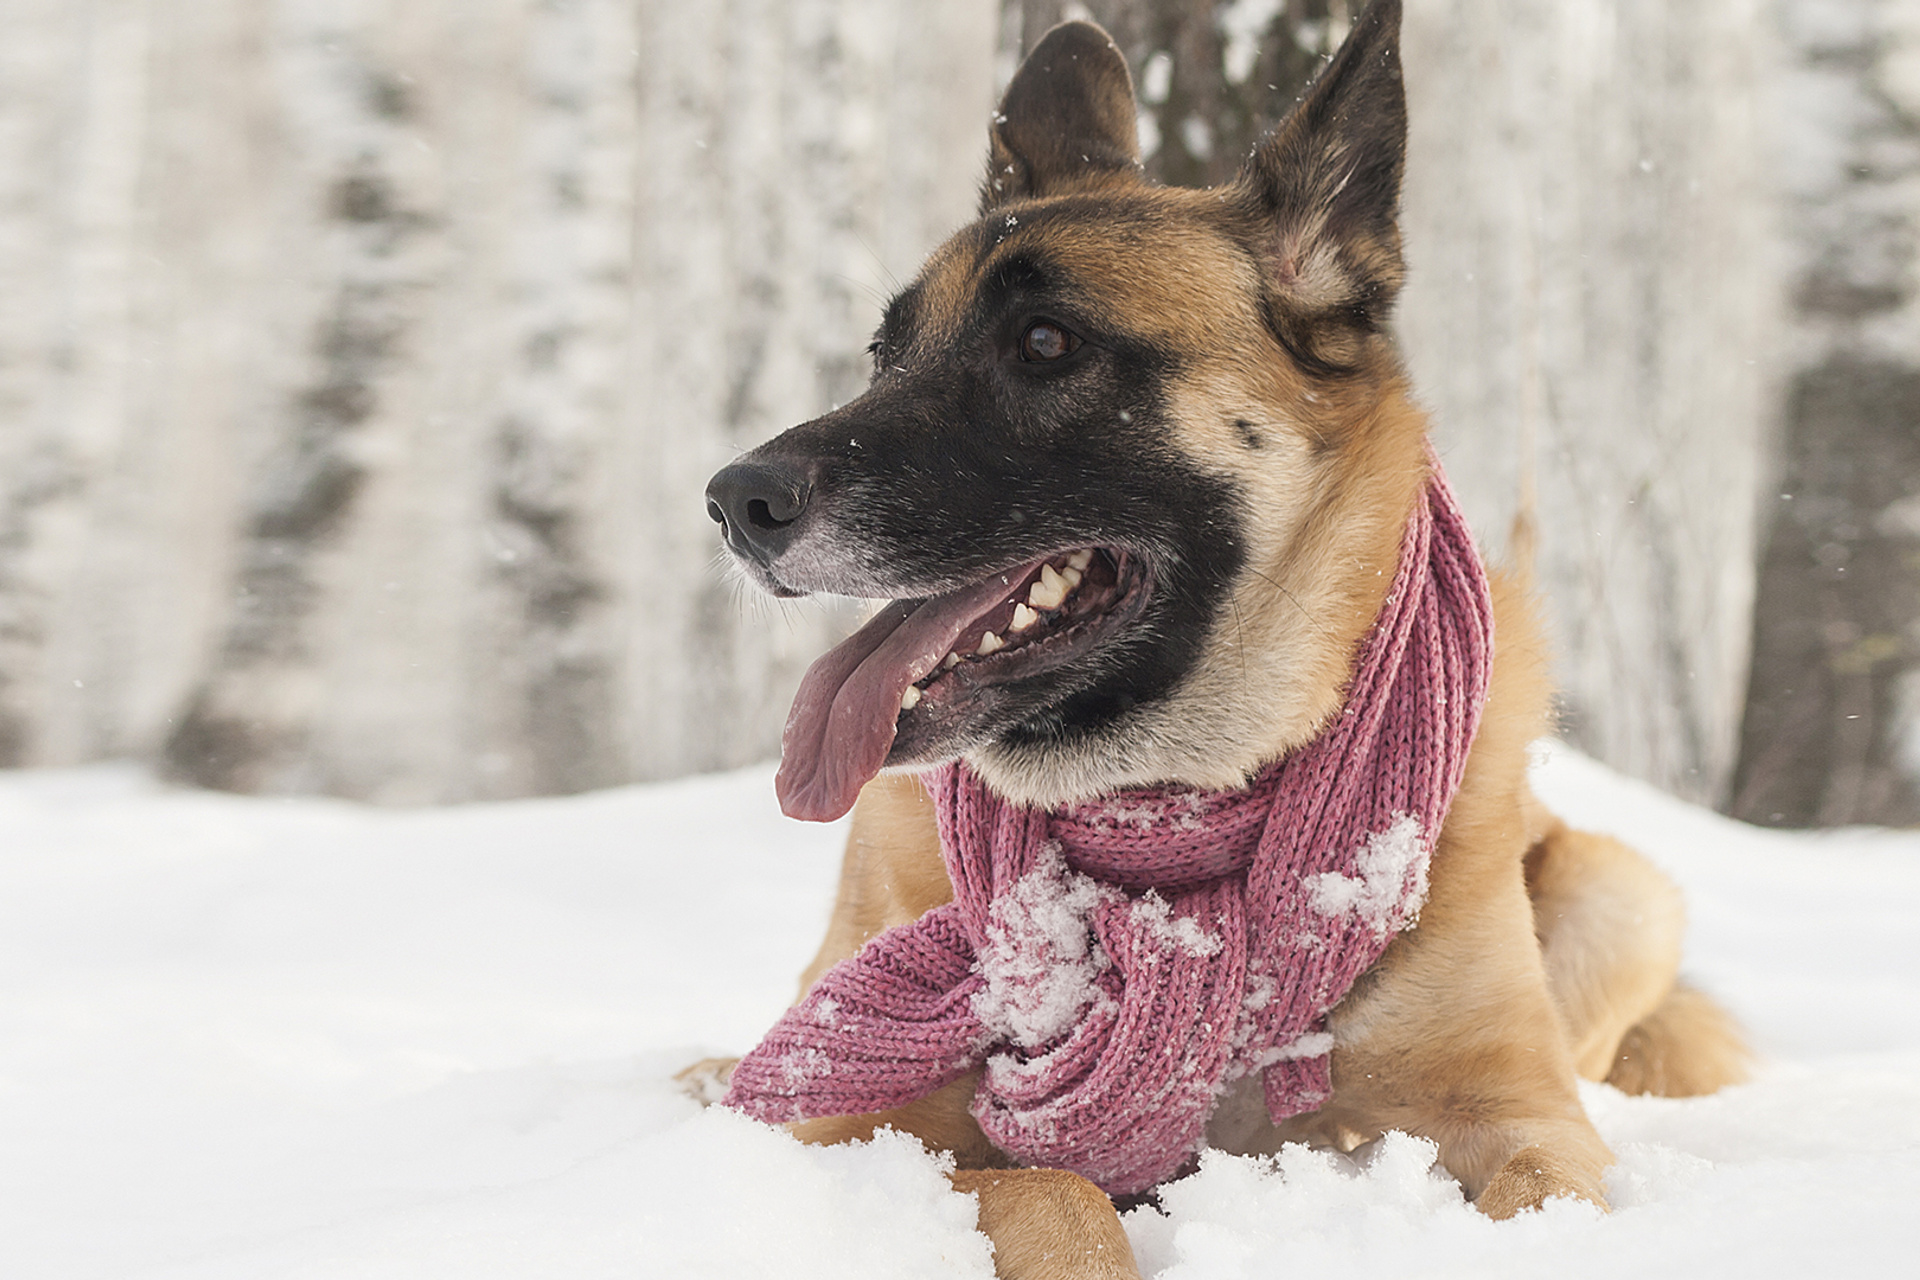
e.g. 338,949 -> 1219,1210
1239,0 -> 1407,369
982,22 -> 1142,212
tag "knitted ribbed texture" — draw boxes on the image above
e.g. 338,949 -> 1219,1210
725,466 -> 1494,1196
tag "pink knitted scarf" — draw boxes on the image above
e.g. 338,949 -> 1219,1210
724,467 -> 1494,1196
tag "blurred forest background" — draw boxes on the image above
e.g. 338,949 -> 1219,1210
0,0 -> 1914,825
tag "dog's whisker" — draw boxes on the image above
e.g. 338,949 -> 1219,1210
1230,595 -> 1249,683
848,229 -> 906,299
1243,564 -> 1338,643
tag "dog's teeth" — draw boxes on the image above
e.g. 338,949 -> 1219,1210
1068,549 -> 1093,572
1060,565 -> 1082,590
976,631 -> 1004,656
899,685 -> 921,711
942,653 -> 962,670
1029,565 -> 1068,610
1010,603 -> 1038,631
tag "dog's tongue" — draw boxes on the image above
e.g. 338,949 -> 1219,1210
777,568 -> 1031,822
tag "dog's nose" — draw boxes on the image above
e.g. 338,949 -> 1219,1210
705,460 -> 812,564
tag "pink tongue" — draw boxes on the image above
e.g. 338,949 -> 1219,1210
776,568 -> 1034,822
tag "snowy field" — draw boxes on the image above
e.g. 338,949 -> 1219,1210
3,744 -> 1917,1278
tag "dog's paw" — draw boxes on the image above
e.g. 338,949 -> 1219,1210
674,1056 -> 738,1106
1475,1143 -> 1608,1219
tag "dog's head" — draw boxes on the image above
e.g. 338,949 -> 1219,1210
707,0 -> 1430,821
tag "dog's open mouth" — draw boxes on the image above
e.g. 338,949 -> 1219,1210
777,548 -> 1148,821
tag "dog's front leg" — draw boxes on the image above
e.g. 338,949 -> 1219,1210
787,1076 -> 1141,1280
1473,1141 -> 1610,1220
1298,839 -> 1617,1216
951,1168 -> 1142,1280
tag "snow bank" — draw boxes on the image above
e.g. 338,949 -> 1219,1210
1,745 -> 1916,1277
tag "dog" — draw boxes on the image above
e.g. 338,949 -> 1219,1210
693,3 -> 1748,1275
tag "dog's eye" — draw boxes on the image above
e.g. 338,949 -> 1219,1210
1019,320 -> 1079,362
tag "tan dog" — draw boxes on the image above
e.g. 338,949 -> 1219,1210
694,3 -> 1748,1275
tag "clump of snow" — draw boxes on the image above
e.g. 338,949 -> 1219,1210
1095,800 -> 1165,829
779,1046 -> 834,1091
1302,813 -> 1429,935
1131,891 -> 1225,959
1083,789 -> 1209,832
1222,970 -> 1282,1075
970,843 -> 1119,1049
1268,1031 -> 1333,1062
3,744 -> 1920,1276
1125,1134 -> 1474,1274
1233,1028 -> 1338,1079
644,1116 -> 996,1278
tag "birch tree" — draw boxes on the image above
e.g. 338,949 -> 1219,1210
0,0 -> 997,801
1730,0 -> 1920,826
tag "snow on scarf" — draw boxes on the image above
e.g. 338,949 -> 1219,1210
724,466 -> 1494,1196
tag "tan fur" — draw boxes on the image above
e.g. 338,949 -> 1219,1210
952,1169 -> 1143,1279
739,328 -> 1725,1266
695,12 -> 1747,1273
761,542 -> 1749,1268
796,771 -> 951,994
1202,569 -> 1616,1209
1605,982 -> 1754,1098
701,402 -> 1749,1272
1526,822 -> 1687,1081
765,377 -> 1739,1271
707,226 -> 1745,1280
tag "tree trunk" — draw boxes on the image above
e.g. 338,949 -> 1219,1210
1729,0 -> 1920,827
0,0 -> 997,801
1003,0 -> 1784,806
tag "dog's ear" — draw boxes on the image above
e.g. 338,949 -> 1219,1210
1239,0 -> 1406,370
982,22 -> 1142,212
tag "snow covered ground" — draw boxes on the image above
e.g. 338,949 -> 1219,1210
3,743 -> 1917,1278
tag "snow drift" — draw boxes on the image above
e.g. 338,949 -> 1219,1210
1,744 -> 1916,1277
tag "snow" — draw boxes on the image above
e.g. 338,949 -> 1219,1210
972,843 -> 1118,1049
3,743 -> 1919,1277
1302,812 -> 1429,935
1131,891 -> 1226,960
1266,1031 -> 1334,1063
